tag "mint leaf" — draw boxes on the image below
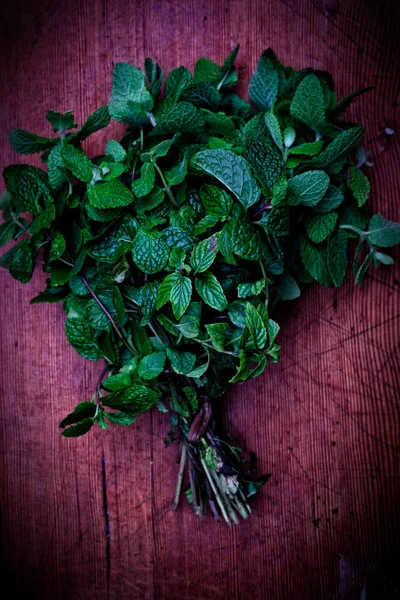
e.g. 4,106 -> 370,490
9,129 -> 57,155
249,51 -> 279,110
164,67 -> 193,102
311,126 -> 364,168
138,351 -> 166,380
245,302 -> 267,350
257,207 -> 289,236
166,347 -> 196,374
61,418 -> 94,437
88,179 -> 134,209
47,110 -> 76,133
109,63 -> 153,123
3,165 -> 53,215
191,149 -> 260,209
347,166 -> 370,207
300,237 -> 333,286
365,214 -> 400,247
237,279 -> 266,298
314,184 -> 344,214
195,272 -> 227,311
0,221 -> 19,248
65,317 -> 102,360
105,412 -> 136,426
194,57 -> 220,84
327,228 -> 348,287
275,275 -> 301,301
102,385 -> 159,414
243,138 -> 284,195
132,228 -> 169,273
106,140 -> 126,162
264,111 -> 283,151
61,144 -> 95,183
287,170 -> 329,207
71,106 -> 111,141
288,141 -> 324,156
151,101 -> 203,135
49,232 -> 66,261
59,402 -> 96,428
200,184 -> 232,217
328,86 -> 374,118
190,234 -> 219,274
145,57 -> 163,100
0,238 -> 35,283
170,274 -> 192,319
290,74 -> 325,132
205,323 -> 229,351
132,162 -> 155,198
47,145 -> 67,190
305,212 -> 338,243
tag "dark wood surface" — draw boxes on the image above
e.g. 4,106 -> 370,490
1,1 -> 399,598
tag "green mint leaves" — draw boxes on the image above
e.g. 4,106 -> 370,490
1,46 -> 398,523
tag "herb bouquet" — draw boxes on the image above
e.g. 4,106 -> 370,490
1,47 -> 399,525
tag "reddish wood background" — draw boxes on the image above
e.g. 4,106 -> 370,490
1,1 -> 399,598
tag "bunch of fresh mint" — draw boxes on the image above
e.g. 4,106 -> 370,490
1,47 -> 399,525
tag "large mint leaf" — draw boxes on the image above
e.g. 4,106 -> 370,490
170,275 -> 192,319
3,165 -> 53,215
59,402 -> 96,428
290,74 -> 325,132
265,111 -> 283,152
132,228 -> 169,274
88,179 -> 134,209
166,347 -> 196,375
86,215 -> 136,262
69,106 -> 111,142
190,234 -> 219,273
156,272 -> 180,309
245,302 -> 267,350
191,149 -> 260,209
132,162 -> 155,198
365,214 -> 400,247
193,57 -> 220,84
138,351 -> 166,380
249,52 -> 279,110
61,144 -> 95,183
65,317 -> 102,360
9,129 -> 57,155
327,228 -> 348,287
182,83 -> 220,110
314,184 -> 344,214
243,139 -> 284,195
195,272 -> 227,311
164,67 -> 193,102
305,212 -> 338,243
109,63 -> 153,123
310,126 -> 364,169
200,184 -> 233,216
257,207 -> 289,236
47,145 -> 67,190
300,237 -> 333,287
151,102 -> 204,135
0,238 -> 35,283
102,385 -> 159,414
287,170 -> 329,207
347,166 -> 370,207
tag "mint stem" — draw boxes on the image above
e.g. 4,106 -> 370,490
154,163 -> 178,207
80,276 -> 138,355
172,442 -> 187,510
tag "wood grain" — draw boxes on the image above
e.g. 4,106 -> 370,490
1,1 -> 399,598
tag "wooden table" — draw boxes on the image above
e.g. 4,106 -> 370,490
1,1 -> 399,598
